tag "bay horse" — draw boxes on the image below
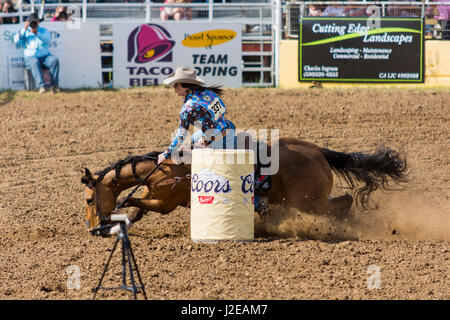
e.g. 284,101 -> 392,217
81,137 -> 407,236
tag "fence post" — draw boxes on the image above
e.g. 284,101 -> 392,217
146,0 -> 151,22
18,0 -> 23,23
273,0 -> 282,87
208,0 -> 213,22
82,0 -> 87,23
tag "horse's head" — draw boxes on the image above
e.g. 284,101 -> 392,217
81,168 -> 117,236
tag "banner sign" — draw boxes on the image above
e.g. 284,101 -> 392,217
113,22 -> 242,88
0,22 -> 101,90
298,17 -> 424,83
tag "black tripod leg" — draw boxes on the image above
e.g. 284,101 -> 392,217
121,235 -> 128,289
128,240 -> 148,300
93,236 -> 120,300
125,245 -> 138,300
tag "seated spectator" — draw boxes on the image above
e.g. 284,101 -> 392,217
160,0 -> 191,21
2,0 -> 19,24
343,0 -> 369,17
387,0 -> 419,17
308,4 -> 323,17
51,6 -> 70,22
13,14 -> 60,94
321,3 -> 346,17
427,0 -> 450,39
0,1 -> 3,24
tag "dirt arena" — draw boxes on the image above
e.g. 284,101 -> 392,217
0,87 -> 448,300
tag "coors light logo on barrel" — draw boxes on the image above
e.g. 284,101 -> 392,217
191,169 -> 231,204
192,169 -> 255,205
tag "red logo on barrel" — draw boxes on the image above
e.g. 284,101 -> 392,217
198,196 -> 214,204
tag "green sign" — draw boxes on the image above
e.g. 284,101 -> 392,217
299,17 -> 424,83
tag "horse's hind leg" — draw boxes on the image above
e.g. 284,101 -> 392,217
325,194 -> 353,217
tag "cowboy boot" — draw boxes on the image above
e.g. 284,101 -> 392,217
255,196 -> 269,216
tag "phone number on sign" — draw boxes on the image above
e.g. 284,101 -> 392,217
303,72 -> 338,78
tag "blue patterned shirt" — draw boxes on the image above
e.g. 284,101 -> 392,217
164,89 -> 235,158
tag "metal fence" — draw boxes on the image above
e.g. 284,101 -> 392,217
0,1 -> 278,87
286,1 -> 450,40
1,1 -> 448,88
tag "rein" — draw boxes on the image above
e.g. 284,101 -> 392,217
113,162 -> 163,213
90,160 -> 163,236
147,173 -> 191,190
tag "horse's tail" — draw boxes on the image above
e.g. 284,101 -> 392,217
320,146 -> 408,209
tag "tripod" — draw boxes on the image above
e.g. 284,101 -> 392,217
92,218 -> 147,300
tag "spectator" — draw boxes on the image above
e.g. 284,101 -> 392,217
50,6 -> 70,22
2,0 -> 19,24
343,0 -> 369,17
387,0 -> 419,17
160,0 -> 191,21
13,13 -> 60,94
0,1 -> 3,24
307,4 -> 323,17
321,3 -> 346,17
427,0 -> 450,39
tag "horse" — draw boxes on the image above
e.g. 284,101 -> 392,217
81,137 -> 407,236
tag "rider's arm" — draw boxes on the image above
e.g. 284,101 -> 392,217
163,125 -> 188,159
163,103 -> 202,159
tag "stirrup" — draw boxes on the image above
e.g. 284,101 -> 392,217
255,196 -> 269,217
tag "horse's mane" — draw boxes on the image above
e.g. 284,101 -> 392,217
95,151 -> 162,184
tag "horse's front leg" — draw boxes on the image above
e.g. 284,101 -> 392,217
124,197 -> 178,215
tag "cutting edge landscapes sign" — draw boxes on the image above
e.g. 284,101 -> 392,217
298,17 -> 424,83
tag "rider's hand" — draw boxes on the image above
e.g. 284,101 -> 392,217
196,137 -> 210,148
157,153 -> 166,165
24,20 -> 30,30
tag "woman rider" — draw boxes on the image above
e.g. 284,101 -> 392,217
157,66 -> 236,165
157,66 -> 268,214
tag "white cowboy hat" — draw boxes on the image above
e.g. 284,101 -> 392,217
163,66 -> 205,86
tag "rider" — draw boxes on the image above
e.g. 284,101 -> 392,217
157,66 -> 236,163
157,66 -> 268,214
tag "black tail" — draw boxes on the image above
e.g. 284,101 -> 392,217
320,147 -> 408,209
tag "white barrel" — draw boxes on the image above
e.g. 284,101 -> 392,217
191,149 -> 255,242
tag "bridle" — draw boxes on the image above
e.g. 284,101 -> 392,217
86,182 -> 111,230
88,159 -> 165,236
86,154 -> 191,236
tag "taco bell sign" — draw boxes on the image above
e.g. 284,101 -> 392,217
113,22 -> 242,88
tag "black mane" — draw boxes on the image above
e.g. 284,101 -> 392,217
95,151 -> 162,184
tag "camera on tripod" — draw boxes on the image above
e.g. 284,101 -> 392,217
27,13 -> 40,29
92,212 -> 147,300
111,214 -> 128,222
